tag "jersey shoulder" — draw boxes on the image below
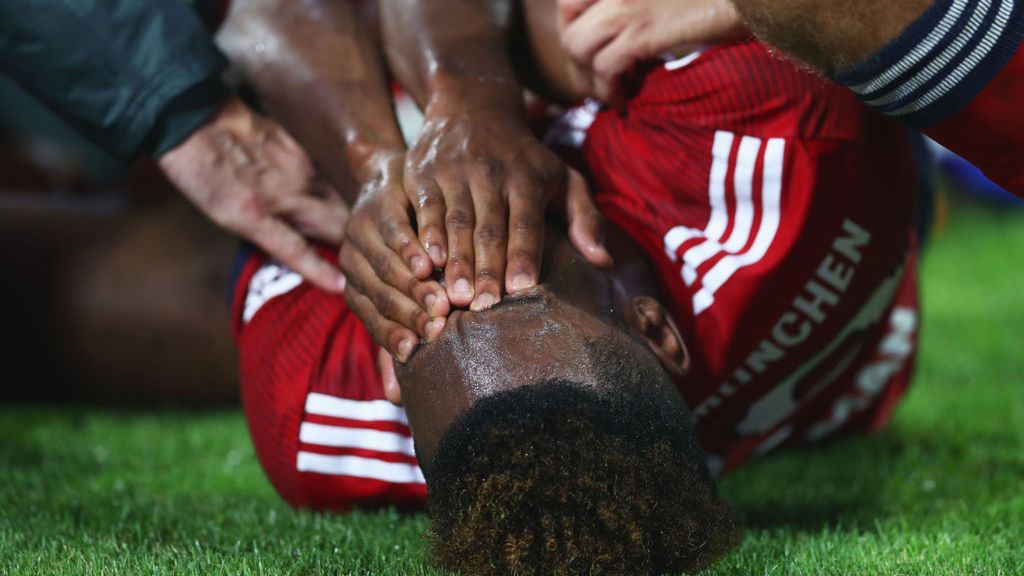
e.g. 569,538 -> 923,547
625,41 -> 872,141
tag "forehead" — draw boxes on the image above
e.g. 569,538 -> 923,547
401,290 -> 602,389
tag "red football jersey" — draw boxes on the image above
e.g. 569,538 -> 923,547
233,41 -> 919,509
833,0 -> 1024,196
575,42 -> 919,474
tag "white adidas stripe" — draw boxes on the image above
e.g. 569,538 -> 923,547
304,393 -> 410,425
662,131 -> 787,316
299,422 -> 417,457
722,136 -> 762,253
692,138 -> 785,315
296,452 -> 426,484
664,130 -> 735,286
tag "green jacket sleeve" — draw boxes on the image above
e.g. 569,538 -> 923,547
0,0 -> 230,159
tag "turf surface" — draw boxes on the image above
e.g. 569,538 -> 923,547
1,201 -> 1022,575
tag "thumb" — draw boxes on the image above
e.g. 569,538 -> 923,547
378,349 -> 403,406
565,169 -> 613,268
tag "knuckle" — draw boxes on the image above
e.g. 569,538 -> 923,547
475,223 -> 507,247
446,208 -> 475,231
475,268 -> 502,285
369,251 -> 394,278
507,248 -> 538,266
377,216 -> 403,240
511,214 -> 542,235
474,156 -> 504,181
416,188 -> 445,212
402,275 -> 422,297
447,252 -> 472,269
374,292 -> 398,319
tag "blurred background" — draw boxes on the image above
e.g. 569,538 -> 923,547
0,74 -> 238,406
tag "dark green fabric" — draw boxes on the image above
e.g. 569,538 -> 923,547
0,0 -> 229,159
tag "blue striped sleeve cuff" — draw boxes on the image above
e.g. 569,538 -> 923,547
833,0 -> 1024,127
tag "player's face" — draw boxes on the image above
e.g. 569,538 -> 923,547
395,230 -> 688,468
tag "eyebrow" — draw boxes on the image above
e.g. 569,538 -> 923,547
407,292 -> 546,359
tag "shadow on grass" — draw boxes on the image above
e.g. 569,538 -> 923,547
719,427 -> 986,533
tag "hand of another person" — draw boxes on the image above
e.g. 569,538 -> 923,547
559,0 -> 748,100
159,96 -> 350,293
340,152 -> 449,363
404,83 -> 612,312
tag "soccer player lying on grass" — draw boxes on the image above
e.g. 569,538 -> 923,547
228,0 -> 921,574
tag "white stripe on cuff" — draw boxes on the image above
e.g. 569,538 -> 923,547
299,422 -> 417,457
305,393 -> 410,425
296,452 -> 426,484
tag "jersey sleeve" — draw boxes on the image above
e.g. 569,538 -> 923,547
0,0 -> 230,159
232,248 -> 427,512
832,0 -> 1024,195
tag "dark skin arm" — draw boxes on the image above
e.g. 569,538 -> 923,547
381,0 -> 612,315
218,0 -> 451,359
217,0 -> 403,201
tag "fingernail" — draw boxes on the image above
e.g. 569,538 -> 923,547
471,293 -> 498,311
510,273 -> 534,292
411,255 -> 426,273
427,244 -> 444,266
425,293 -> 447,316
336,275 -> 347,292
397,339 -> 416,362
453,278 -> 473,298
425,317 -> 446,341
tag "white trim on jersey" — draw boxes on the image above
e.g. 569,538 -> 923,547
888,0 -> 1015,116
299,422 -> 417,457
663,130 -> 787,316
296,452 -> 426,484
850,0 -> 972,98
304,393 -> 410,425
838,0 -> 1023,123
298,392 -> 424,484
542,99 -> 601,149
664,51 -> 703,71
243,262 -> 304,324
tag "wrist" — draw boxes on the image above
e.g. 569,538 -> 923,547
147,78 -> 233,159
425,73 -> 524,121
357,149 -> 405,186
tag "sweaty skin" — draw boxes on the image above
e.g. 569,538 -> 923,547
218,0 -> 452,359
217,0 -> 404,200
396,224 -> 690,469
381,0 -> 612,314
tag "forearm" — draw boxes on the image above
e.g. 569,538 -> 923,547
380,0 -> 523,115
730,0 -> 932,74
217,0 -> 404,199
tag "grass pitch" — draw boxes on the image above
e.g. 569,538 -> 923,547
1,201 -> 1022,575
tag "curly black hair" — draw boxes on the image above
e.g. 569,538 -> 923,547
426,363 -> 739,576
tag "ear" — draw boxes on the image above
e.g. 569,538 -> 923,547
629,296 -> 690,378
